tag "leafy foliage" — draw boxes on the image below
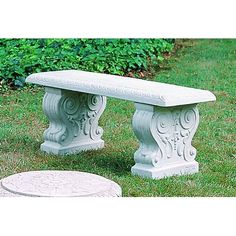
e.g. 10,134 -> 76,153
0,39 -> 173,90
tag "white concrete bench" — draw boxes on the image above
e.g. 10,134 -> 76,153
26,70 -> 216,179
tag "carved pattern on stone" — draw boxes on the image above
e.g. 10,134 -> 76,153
0,171 -> 122,197
132,104 -> 199,168
26,70 -> 216,107
42,88 -> 106,149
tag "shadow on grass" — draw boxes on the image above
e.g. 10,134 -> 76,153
1,133 -> 134,177
41,149 -> 134,177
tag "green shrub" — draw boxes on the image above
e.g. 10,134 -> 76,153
0,39 -> 174,90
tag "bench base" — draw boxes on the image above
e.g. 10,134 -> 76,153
131,103 -> 200,179
131,161 -> 199,179
41,87 -> 107,156
41,140 -> 104,155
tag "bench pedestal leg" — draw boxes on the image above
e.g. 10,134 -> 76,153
41,87 -> 106,155
131,103 -> 199,179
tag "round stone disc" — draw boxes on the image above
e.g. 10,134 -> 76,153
1,171 -> 122,197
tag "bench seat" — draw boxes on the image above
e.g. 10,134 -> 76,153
27,70 -> 215,107
26,70 -> 216,179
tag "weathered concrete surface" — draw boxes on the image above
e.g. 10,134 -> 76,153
26,70 -> 216,179
0,171 -> 122,197
26,70 -> 216,107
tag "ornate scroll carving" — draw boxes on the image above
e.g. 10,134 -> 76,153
153,105 -> 199,162
132,103 -> 199,179
41,87 -> 106,155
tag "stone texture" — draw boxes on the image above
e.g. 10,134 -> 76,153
0,171 -> 122,197
40,87 -> 106,155
25,69 -> 216,179
131,103 -> 200,179
0,185 -> 21,197
26,70 -> 216,107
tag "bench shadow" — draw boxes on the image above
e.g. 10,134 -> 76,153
1,135 -> 134,177
43,149 -> 134,177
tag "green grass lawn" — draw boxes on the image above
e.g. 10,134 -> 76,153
0,39 -> 235,196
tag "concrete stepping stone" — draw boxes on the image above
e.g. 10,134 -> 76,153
0,171 -> 122,197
